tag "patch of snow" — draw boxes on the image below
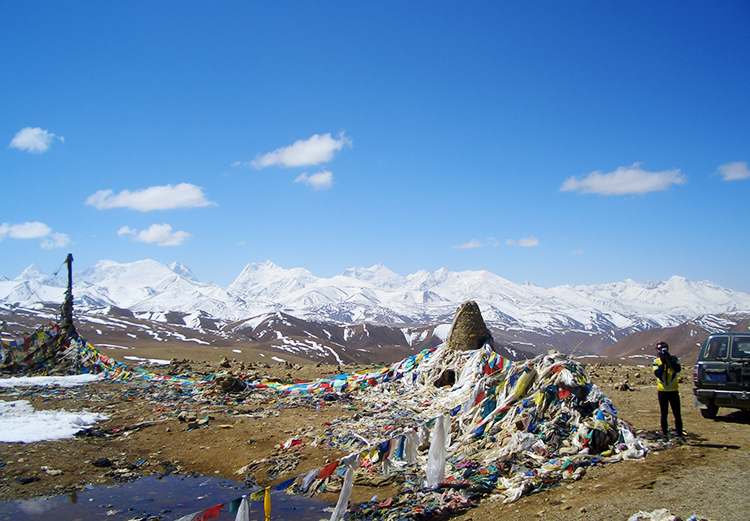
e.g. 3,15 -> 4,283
123,356 -> 170,365
82,316 -> 127,328
0,400 -> 108,443
146,330 -> 164,342
432,324 -> 452,341
95,344 -> 132,350
324,345 -> 343,364
165,331 -> 209,345
401,328 -> 429,346
0,374 -> 102,388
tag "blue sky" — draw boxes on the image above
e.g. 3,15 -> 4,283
2,1 -> 749,292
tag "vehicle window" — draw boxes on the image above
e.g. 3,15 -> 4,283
731,336 -> 750,359
705,336 -> 729,359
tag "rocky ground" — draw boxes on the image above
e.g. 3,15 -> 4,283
1,359 -> 749,521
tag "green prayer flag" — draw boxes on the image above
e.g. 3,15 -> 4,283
228,497 -> 243,513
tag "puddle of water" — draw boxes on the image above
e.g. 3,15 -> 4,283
0,475 -> 331,520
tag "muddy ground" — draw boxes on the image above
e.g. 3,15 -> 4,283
1,360 -> 749,521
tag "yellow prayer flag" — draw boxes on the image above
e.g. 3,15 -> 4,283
264,486 -> 271,521
248,489 -> 266,501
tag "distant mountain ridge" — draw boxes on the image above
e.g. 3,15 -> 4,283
1,259 -> 749,363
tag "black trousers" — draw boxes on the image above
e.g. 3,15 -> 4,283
658,390 -> 683,436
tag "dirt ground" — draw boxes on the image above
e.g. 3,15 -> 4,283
1,360 -> 749,521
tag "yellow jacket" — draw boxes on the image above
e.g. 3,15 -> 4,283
653,355 -> 681,392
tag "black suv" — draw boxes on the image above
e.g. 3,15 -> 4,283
693,332 -> 750,419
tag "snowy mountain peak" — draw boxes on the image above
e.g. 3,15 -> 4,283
228,261 -> 318,299
169,262 -> 197,281
244,260 -> 277,272
341,264 -> 405,288
79,259 -> 179,286
231,261 -> 316,282
15,264 -> 45,281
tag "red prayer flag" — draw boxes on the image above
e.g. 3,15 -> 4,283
317,460 -> 339,479
199,503 -> 225,521
376,497 -> 394,507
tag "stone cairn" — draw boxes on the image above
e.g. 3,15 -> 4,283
446,300 -> 490,352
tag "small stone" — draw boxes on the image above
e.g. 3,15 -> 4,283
15,476 -> 40,485
178,411 -> 197,422
92,458 -> 112,468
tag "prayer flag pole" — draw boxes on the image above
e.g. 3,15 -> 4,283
60,253 -> 74,329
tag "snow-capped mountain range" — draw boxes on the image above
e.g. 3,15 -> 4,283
2,259 -> 750,360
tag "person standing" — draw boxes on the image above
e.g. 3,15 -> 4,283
652,341 -> 684,441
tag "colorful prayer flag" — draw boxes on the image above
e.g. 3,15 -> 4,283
198,503 -> 225,521
264,487 -> 271,521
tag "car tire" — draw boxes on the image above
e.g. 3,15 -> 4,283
700,401 -> 719,419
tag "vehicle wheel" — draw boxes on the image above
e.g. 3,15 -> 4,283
700,401 -> 719,419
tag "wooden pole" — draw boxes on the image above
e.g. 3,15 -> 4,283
61,253 -> 74,328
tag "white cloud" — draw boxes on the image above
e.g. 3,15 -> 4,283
560,163 -> 687,195
9,127 -> 64,153
453,237 -> 502,249
41,233 -> 71,250
506,236 -> 539,247
716,161 -> 750,181
86,183 -> 215,211
117,226 -> 136,236
0,221 -> 51,239
249,132 -> 352,168
118,224 -> 190,246
454,239 -> 484,249
293,171 -> 334,190
0,221 -> 70,249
